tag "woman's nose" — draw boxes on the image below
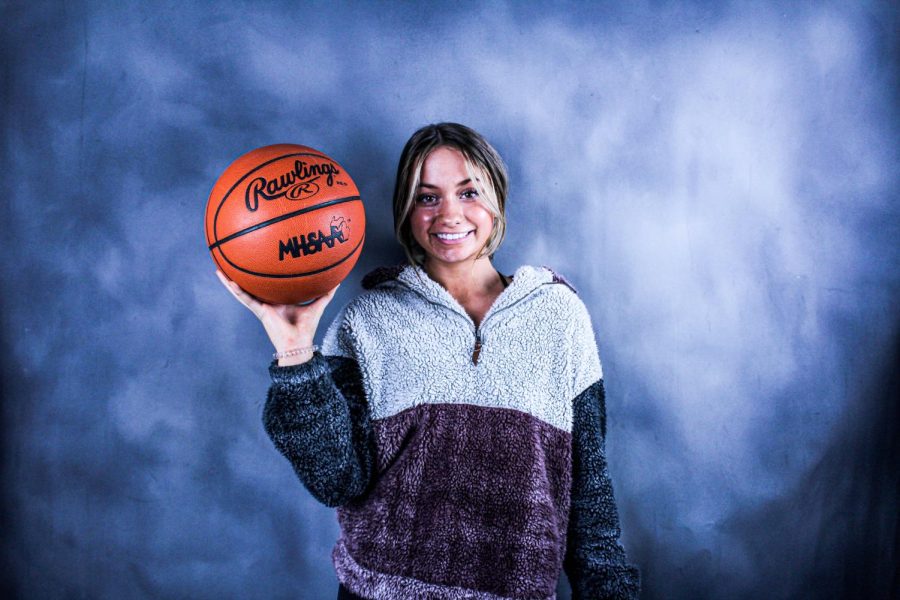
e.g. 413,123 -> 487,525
437,197 -> 463,224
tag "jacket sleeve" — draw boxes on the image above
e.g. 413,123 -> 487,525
564,378 -> 641,599
562,296 -> 640,599
262,308 -> 374,508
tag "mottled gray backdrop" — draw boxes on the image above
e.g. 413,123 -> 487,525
2,1 -> 898,599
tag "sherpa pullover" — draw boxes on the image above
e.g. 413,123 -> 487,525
263,264 -> 640,600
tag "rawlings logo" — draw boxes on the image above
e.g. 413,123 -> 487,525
245,160 -> 341,211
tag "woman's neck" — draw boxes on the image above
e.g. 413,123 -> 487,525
422,257 -> 502,303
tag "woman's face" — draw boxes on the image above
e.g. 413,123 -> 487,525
409,146 -> 495,269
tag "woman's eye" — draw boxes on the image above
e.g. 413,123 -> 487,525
460,189 -> 479,200
416,194 -> 438,205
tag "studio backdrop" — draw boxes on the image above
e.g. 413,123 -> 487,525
1,1 -> 897,599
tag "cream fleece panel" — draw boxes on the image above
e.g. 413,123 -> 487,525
321,265 -> 602,433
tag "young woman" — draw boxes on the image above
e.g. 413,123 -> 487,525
217,123 -> 640,600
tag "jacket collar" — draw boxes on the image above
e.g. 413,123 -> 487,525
363,263 -> 563,326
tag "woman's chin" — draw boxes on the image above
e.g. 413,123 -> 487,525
424,248 -> 488,267
428,253 -> 469,266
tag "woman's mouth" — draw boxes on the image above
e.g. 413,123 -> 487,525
432,231 -> 473,245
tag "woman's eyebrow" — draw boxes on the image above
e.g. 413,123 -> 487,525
418,178 -> 472,189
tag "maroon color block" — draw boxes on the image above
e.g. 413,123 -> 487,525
336,403 -> 573,598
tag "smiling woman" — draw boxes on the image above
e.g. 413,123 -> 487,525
218,122 -> 641,599
407,147 -> 499,298
393,123 -> 508,272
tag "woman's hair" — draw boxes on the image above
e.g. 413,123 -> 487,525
393,122 -> 508,267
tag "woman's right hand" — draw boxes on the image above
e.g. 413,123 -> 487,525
215,270 -> 341,366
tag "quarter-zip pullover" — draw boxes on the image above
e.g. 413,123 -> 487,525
263,264 -> 640,600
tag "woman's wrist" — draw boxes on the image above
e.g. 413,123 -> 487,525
273,345 -> 318,360
274,344 -> 318,367
277,354 -> 313,367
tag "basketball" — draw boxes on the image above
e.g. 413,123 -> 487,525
205,144 -> 365,305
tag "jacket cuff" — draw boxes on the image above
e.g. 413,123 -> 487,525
268,351 -> 330,387
572,564 -> 641,600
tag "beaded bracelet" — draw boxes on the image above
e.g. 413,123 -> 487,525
273,345 -> 318,360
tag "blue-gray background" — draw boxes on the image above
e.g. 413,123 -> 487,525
2,1 -> 898,598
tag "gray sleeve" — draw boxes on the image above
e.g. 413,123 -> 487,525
262,351 -> 374,507
564,378 -> 641,600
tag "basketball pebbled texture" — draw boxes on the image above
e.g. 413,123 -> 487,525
205,144 -> 365,304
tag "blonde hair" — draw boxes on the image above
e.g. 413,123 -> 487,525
393,123 -> 508,267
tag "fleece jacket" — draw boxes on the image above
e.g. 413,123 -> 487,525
262,263 -> 640,600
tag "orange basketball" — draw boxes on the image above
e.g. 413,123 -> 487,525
205,144 -> 365,304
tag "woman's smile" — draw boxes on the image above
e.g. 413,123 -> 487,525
432,230 -> 474,244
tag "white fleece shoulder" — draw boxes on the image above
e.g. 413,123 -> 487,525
321,301 -> 353,358
563,290 -> 604,398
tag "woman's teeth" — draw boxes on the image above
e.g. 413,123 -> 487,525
435,231 -> 471,240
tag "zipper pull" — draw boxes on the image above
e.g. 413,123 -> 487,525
472,332 -> 482,365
